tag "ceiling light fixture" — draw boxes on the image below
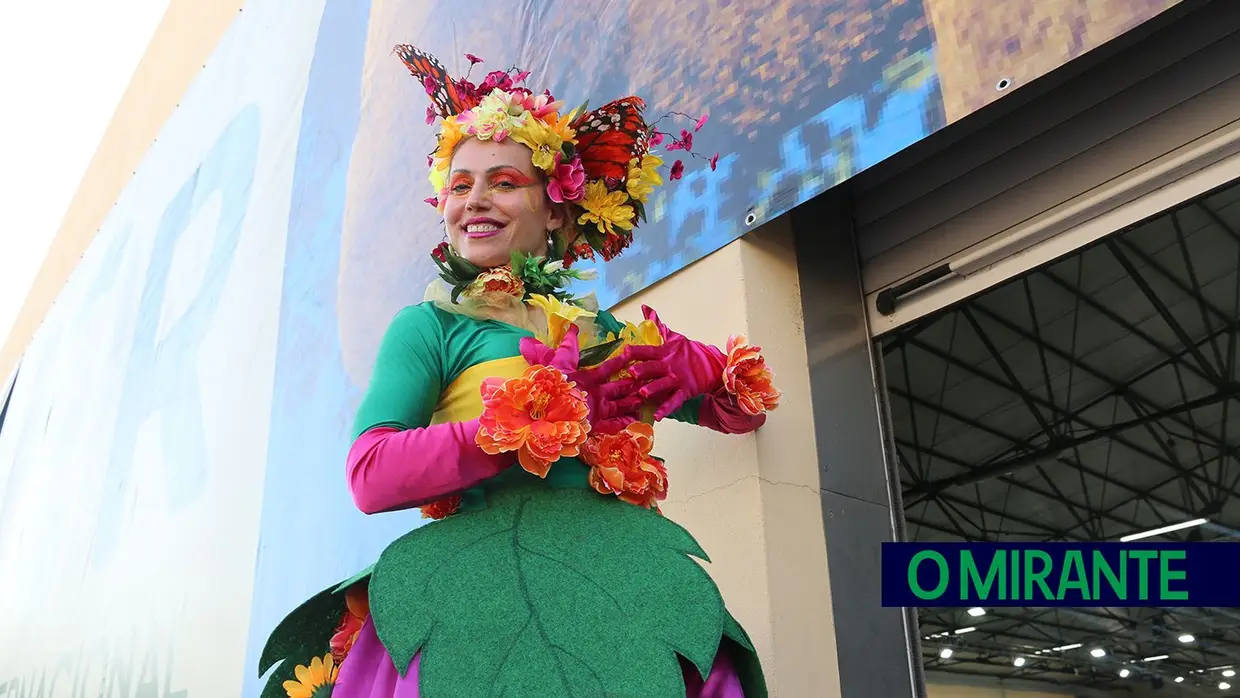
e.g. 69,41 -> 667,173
967,607 -> 986,617
1176,677 -> 1185,683
1091,648 -> 1107,658
1053,643 -> 1083,652
1014,657 -> 1026,667
1180,634 -> 1196,643
940,648 -> 953,659
1144,655 -> 1170,662
1221,682 -> 1232,691
955,627 -> 977,634
1120,517 -> 1209,542
1225,670 -> 1237,678
1120,669 -> 1130,678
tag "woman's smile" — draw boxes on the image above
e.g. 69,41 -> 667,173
463,216 -> 506,239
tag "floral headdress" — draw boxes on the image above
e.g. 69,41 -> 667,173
395,45 -> 717,273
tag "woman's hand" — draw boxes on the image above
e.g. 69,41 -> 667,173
604,306 -> 728,421
519,325 -> 671,434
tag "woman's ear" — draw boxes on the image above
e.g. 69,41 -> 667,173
546,202 -> 566,233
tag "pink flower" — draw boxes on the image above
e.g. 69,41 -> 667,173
514,70 -> 531,84
424,196 -> 439,208
547,155 -> 586,203
426,155 -> 434,167
425,106 -> 436,125
519,92 -> 562,119
709,153 -> 720,171
649,131 -> 665,147
465,53 -> 484,65
679,129 -> 694,151
694,114 -> 709,132
423,76 -> 438,96
670,160 -> 685,180
480,70 -> 514,93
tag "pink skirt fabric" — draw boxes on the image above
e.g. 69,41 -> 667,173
334,617 -> 746,697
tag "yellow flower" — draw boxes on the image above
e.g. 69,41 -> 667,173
527,294 -> 596,347
626,153 -> 664,204
547,111 -> 578,144
603,320 -> 664,359
428,117 -> 466,191
577,181 -> 635,235
283,654 -> 338,698
510,116 -> 563,173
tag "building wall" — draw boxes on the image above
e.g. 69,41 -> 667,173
0,0 -> 1185,694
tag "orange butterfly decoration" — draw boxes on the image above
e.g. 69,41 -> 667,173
393,44 -> 478,117
570,97 -> 651,183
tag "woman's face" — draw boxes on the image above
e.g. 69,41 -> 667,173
443,137 -> 564,268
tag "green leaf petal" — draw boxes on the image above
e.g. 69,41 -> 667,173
258,587 -> 341,676
369,484 -> 726,696
333,565 -> 374,594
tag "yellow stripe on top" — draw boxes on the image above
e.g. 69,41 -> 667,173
430,355 -> 531,425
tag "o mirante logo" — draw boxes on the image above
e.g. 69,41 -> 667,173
881,543 -> 1240,607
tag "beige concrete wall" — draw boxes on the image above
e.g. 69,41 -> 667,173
0,0 -> 246,382
927,683 -> 1074,698
611,219 -> 840,697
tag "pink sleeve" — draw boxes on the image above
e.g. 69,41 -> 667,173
346,420 -> 511,514
696,390 -> 767,435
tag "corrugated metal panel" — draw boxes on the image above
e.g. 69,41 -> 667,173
853,0 -> 1240,330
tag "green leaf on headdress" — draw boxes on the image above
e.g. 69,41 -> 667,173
632,199 -> 648,225
368,484 -> 734,696
510,250 -> 527,277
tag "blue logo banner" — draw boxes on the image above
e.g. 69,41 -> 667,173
881,542 -> 1240,607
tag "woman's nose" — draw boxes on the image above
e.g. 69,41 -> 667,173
465,184 -> 491,210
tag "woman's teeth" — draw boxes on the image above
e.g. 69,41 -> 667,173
466,223 -> 502,234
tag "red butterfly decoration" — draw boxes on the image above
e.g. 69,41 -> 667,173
571,97 -> 650,182
393,44 -> 477,117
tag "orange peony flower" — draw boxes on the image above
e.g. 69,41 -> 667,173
722,335 -> 781,416
476,365 -> 591,477
462,266 -> 525,306
419,495 -> 462,520
329,584 -> 371,663
581,422 -> 668,510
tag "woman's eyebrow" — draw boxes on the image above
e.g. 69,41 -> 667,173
449,165 -> 526,176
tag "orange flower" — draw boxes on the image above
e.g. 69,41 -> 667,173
581,422 -> 668,510
476,365 -> 591,477
462,266 -> 525,307
722,335 -> 781,416
419,495 -> 462,520
329,584 -> 371,663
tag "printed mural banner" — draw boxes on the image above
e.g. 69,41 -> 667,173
0,0 -> 1179,695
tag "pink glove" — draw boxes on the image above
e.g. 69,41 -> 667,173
609,306 -> 729,421
520,324 -> 669,434
346,421 -> 510,514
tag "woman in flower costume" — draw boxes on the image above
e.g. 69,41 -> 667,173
260,46 -> 782,698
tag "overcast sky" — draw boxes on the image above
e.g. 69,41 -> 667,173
0,0 -> 170,350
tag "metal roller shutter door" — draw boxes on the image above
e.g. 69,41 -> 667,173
854,0 -> 1240,337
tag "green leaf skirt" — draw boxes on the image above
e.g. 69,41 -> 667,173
259,481 -> 767,697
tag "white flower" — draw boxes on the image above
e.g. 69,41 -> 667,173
543,260 -> 564,273
573,268 -> 599,281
